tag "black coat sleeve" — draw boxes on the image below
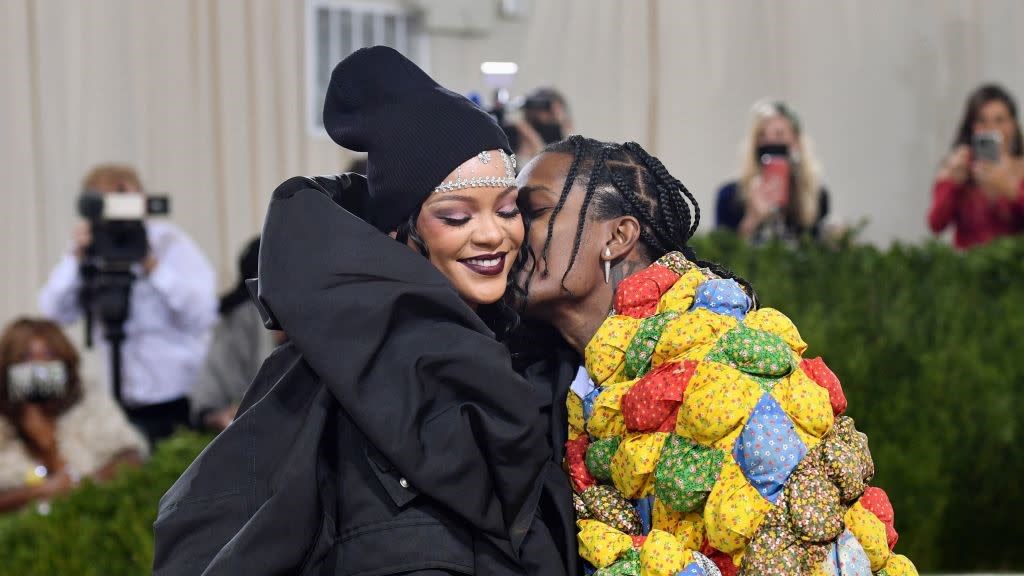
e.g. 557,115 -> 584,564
258,178 -> 552,552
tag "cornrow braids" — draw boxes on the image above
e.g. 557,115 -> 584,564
561,143 -> 614,288
604,151 -> 670,256
540,136 -> 586,266
616,142 -> 758,302
623,141 -> 700,238
522,136 -> 758,306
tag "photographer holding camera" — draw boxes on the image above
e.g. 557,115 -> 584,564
38,164 -> 217,443
929,84 -> 1024,249
498,87 -> 572,163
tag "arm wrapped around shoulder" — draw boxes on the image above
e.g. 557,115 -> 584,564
259,181 -> 551,546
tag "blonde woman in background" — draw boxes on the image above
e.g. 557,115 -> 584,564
715,100 -> 830,243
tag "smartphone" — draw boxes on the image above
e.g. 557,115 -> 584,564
757,144 -> 791,207
972,132 -> 1002,163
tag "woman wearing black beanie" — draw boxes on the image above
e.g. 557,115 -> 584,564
154,47 -> 576,576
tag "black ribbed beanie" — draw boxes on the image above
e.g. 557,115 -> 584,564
323,46 -> 512,232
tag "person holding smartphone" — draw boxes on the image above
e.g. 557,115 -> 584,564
495,87 -> 573,165
716,100 -> 829,243
929,83 -> 1024,249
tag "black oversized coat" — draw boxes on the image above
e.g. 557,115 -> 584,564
152,175 -> 578,575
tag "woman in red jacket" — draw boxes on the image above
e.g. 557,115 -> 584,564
929,84 -> 1024,249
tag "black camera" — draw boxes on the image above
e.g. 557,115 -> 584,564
522,94 -> 553,112
492,91 -> 564,154
77,192 -> 170,265
75,191 -> 169,405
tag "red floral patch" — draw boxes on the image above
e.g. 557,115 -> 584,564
614,264 -> 680,318
621,361 -> 697,432
565,436 -> 596,493
860,486 -> 899,550
801,357 -> 847,415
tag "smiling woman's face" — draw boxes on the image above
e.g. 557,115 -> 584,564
414,150 -> 524,307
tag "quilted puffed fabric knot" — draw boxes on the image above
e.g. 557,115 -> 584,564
800,357 -> 847,416
621,361 -> 695,433
691,278 -> 752,321
614,263 -> 682,319
567,258 -> 915,576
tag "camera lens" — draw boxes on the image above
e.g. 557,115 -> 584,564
77,192 -> 105,220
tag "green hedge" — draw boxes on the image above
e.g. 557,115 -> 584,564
0,432 -> 213,576
0,236 -> 1020,574
689,233 -> 1024,573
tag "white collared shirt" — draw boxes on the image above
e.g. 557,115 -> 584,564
39,220 -> 218,407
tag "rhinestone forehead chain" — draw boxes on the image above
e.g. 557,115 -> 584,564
433,149 -> 518,193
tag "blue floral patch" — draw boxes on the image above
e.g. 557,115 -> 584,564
732,393 -> 806,503
691,278 -> 751,321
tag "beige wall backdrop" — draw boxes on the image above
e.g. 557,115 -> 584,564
2,0 -> 1024,336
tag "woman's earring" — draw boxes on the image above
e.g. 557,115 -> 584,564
604,247 -> 612,284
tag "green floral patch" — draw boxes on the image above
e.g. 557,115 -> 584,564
706,325 -> 793,377
594,548 -> 641,576
653,434 -> 725,512
586,436 -> 623,483
750,374 -> 780,394
624,312 -> 679,379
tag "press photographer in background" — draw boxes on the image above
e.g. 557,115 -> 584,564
0,318 -> 146,514
495,87 -> 572,163
716,100 -> 830,243
929,83 -> 1024,249
38,164 -> 217,443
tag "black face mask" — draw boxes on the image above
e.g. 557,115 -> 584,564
529,120 -> 564,145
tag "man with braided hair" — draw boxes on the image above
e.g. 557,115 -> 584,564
510,136 -> 915,576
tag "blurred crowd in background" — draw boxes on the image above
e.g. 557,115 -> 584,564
1,71 -> 1021,516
